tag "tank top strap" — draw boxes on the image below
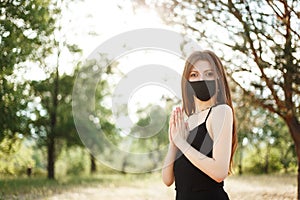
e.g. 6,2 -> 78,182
204,106 -> 213,122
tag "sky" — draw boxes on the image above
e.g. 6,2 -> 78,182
21,0 -> 265,123
62,0 -> 185,123
66,0 -> 167,58
11,0 -> 180,125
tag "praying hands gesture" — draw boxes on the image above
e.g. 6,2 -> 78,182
169,107 -> 189,150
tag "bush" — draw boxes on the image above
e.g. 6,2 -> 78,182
56,146 -> 90,177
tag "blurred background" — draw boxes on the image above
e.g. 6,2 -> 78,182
0,0 -> 299,199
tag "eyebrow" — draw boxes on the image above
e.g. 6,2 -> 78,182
189,68 -> 214,73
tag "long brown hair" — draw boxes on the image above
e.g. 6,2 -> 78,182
181,50 -> 237,173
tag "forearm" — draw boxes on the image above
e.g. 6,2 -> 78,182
162,144 -> 177,186
176,140 -> 229,182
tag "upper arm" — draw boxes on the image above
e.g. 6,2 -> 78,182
210,104 -> 233,174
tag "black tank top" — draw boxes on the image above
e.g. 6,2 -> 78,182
173,107 -> 224,192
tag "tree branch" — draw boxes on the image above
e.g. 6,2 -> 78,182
266,0 -> 284,19
281,0 -> 295,114
230,74 -> 282,116
227,0 -> 286,112
244,0 -> 264,56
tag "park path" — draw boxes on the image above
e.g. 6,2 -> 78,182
44,175 -> 297,200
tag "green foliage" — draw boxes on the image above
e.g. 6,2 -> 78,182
118,96 -> 179,172
0,0 -> 55,72
56,146 -> 90,177
138,0 -> 300,177
243,145 -> 283,174
131,105 -> 169,152
0,80 -> 30,142
29,72 -> 80,146
0,138 -> 35,176
0,0 -> 56,142
234,106 -> 297,174
72,57 -> 120,169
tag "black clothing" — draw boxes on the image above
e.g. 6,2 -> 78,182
173,107 -> 229,200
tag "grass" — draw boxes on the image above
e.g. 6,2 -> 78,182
0,173 -> 154,200
0,173 -> 297,200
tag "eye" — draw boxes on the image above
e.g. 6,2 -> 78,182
189,72 -> 198,78
204,71 -> 214,78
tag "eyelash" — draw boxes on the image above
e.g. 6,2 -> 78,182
190,72 -> 197,77
189,71 -> 214,78
206,72 -> 214,77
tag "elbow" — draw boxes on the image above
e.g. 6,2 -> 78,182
214,175 -> 226,183
163,177 -> 174,187
211,171 -> 228,183
162,168 -> 174,187
164,181 -> 173,187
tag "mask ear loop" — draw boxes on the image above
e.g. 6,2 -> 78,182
215,78 -> 221,105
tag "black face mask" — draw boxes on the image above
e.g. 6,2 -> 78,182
188,80 -> 216,101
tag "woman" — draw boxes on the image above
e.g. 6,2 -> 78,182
162,50 -> 237,200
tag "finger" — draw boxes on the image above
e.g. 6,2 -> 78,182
176,107 -> 180,119
168,125 -> 172,140
177,107 -> 181,119
174,109 -> 178,127
178,108 -> 184,128
169,130 -> 173,141
177,109 -> 183,130
178,109 -> 183,130
169,120 -> 172,132
170,111 -> 175,123
179,108 -> 183,121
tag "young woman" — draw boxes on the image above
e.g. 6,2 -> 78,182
162,50 -> 237,200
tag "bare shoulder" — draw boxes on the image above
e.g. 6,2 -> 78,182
211,104 -> 233,119
213,104 -> 232,112
209,104 -> 233,139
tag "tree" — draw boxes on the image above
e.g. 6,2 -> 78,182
0,0 -> 55,142
233,88 -> 256,175
72,58 -> 119,174
127,96 -> 180,172
28,0 -> 82,180
240,107 -> 296,174
29,19 -> 81,180
134,0 -> 300,197
30,71 -> 80,179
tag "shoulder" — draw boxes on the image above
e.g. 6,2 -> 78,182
209,104 -> 233,138
211,104 -> 233,122
212,104 -> 232,114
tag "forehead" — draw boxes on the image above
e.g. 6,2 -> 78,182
190,60 -> 212,71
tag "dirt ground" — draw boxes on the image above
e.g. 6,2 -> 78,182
44,175 -> 297,200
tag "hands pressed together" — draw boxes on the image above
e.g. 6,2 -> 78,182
168,107 -> 189,150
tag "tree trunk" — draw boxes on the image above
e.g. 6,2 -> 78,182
48,67 -> 59,179
47,135 -> 55,179
285,116 -> 300,199
90,153 -> 96,174
264,144 -> 270,174
121,156 -> 128,174
238,144 -> 243,175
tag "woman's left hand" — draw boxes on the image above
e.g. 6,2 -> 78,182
170,107 -> 189,148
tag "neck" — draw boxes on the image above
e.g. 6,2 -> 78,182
194,95 -> 216,112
